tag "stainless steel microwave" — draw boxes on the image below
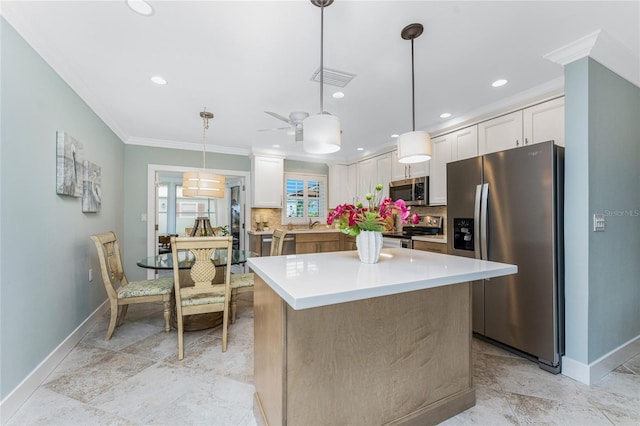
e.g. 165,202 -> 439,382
389,177 -> 428,206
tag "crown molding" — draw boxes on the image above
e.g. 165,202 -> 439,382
544,30 -> 601,66
126,136 -> 251,156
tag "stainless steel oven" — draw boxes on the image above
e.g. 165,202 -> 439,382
389,177 -> 428,206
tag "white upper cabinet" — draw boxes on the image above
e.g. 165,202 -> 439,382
478,110 -> 523,155
357,153 -> 392,202
251,155 -> 284,208
523,97 -> 565,147
391,149 -> 429,180
479,97 -> 565,155
429,134 -> 451,206
329,164 -> 357,207
451,126 -> 478,161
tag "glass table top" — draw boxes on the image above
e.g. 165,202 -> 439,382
137,249 -> 255,270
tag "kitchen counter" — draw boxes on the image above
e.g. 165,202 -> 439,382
250,249 -> 517,425
247,248 -> 515,310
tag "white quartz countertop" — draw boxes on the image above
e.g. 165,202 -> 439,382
247,249 -> 517,310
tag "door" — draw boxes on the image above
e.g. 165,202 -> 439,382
482,142 -> 558,365
446,156 -> 484,333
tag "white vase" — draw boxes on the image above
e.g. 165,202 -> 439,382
356,231 -> 383,264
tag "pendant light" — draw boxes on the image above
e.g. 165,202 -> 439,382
397,23 -> 431,164
182,110 -> 225,198
303,0 -> 341,155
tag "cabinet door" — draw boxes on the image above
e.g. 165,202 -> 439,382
390,150 -> 407,181
523,97 -> 565,147
408,158 -> 429,177
347,164 -> 358,205
451,125 -> 478,161
429,134 -> 451,205
252,156 -> 283,207
478,110 -> 523,155
375,153 -> 392,199
329,165 -> 349,207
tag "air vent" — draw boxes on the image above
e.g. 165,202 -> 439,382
310,68 -> 356,87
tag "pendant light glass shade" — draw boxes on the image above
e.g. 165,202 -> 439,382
303,113 -> 341,154
397,131 -> 432,164
182,172 -> 225,198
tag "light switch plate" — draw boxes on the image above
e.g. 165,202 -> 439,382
593,214 -> 605,232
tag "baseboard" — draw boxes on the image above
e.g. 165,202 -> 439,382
562,334 -> 640,385
0,300 -> 108,424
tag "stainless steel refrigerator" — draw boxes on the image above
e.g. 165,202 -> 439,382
447,141 -> 564,373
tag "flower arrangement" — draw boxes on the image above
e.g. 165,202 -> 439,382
327,184 -> 419,236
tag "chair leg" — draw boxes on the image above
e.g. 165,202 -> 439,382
116,304 -> 128,326
230,288 -> 238,324
162,298 -> 171,332
222,305 -> 228,352
105,300 -> 119,341
177,314 -> 184,360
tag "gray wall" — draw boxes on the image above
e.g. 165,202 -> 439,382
285,159 -> 329,175
0,19 -> 125,398
123,145 -> 250,281
564,57 -> 640,364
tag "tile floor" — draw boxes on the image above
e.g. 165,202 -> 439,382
7,295 -> 640,425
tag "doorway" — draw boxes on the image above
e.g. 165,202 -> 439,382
146,164 -> 251,279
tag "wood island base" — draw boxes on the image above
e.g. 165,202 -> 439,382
252,275 -> 475,426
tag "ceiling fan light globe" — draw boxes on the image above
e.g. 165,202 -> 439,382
397,131 -> 431,164
303,114 -> 341,154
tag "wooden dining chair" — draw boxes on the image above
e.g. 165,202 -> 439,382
171,236 -> 234,359
229,229 -> 288,323
90,232 -> 173,341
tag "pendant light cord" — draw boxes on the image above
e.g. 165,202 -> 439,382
201,109 -> 210,171
319,1 -> 325,114
411,38 -> 415,132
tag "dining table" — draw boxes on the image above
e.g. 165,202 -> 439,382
137,248 -> 255,331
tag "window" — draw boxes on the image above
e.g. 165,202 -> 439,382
283,173 -> 327,224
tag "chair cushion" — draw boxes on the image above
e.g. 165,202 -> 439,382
181,294 -> 225,306
231,273 -> 255,289
118,277 -> 174,299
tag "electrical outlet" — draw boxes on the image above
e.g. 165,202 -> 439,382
89,268 -> 93,282
593,214 -> 605,232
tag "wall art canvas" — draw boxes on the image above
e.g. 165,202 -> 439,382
56,131 -> 83,197
83,161 -> 102,213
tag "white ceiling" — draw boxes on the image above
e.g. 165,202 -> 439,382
3,1 -> 639,163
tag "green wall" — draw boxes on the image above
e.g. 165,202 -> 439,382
0,19 -> 125,398
564,57 -> 640,364
122,145 -> 250,281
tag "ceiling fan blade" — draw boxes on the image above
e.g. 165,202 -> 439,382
264,111 -> 291,124
256,126 -> 290,132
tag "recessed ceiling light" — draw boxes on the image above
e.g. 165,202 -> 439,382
150,75 -> 167,85
440,113 -> 452,119
126,0 -> 154,16
357,147 -> 364,151
391,134 -> 399,138
273,144 -> 280,148
332,91 -> 345,99
492,79 -> 508,87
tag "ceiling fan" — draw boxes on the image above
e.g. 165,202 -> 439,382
257,111 -> 309,142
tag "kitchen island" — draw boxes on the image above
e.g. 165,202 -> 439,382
247,248 -> 517,426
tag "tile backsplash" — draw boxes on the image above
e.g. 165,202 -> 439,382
251,205 -> 447,234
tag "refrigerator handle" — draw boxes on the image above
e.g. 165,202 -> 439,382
474,185 -> 482,259
480,183 -> 489,260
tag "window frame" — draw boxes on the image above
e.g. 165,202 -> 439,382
282,172 -> 328,225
